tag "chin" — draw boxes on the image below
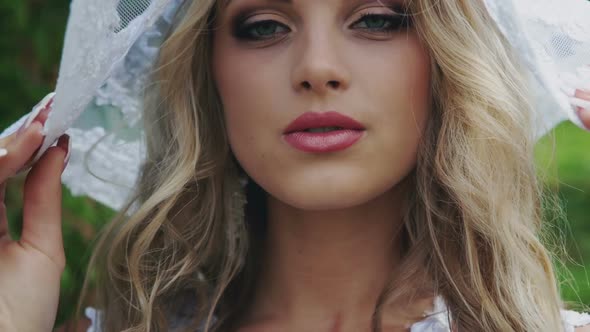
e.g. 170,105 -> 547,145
260,174 -> 402,211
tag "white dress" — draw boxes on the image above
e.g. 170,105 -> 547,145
85,295 -> 590,332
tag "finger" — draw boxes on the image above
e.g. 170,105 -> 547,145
0,121 -> 45,181
574,89 -> 590,129
35,98 -> 53,125
0,96 -> 53,147
0,133 -> 16,147
20,134 -> 69,270
17,92 -> 54,137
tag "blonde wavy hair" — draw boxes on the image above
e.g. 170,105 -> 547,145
73,0 -> 577,330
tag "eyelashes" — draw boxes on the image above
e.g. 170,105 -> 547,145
355,12 -> 411,32
231,8 -> 412,42
233,19 -> 290,40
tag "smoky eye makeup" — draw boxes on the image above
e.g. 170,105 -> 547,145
230,10 -> 286,40
228,2 -> 412,42
351,4 -> 413,33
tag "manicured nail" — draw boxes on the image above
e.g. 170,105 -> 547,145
17,92 -> 55,138
0,148 -> 7,159
16,113 -> 41,139
59,134 -> 71,172
23,108 -> 42,131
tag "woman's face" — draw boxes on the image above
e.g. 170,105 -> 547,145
212,0 -> 431,210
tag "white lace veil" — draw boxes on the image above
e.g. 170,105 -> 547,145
1,0 -> 590,211
484,0 -> 590,137
2,0 -> 185,211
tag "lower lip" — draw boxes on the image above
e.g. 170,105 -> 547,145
283,129 -> 365,153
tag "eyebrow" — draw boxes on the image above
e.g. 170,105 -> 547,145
224,0 -> 402,8
226,0 -> 293,7
228,0 -> 293,4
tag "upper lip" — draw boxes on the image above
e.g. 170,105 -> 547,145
283,111 -> 366,134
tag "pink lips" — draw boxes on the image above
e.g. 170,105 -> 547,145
282,111 -> 366,153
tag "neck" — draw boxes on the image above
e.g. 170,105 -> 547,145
247,187 -> 408,328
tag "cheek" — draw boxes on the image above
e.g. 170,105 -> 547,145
213,55 -> 268,126
388,56 -> 431,186
212,44 -> 285,178
364,37 -> 431,137
358,37 -> 432,178
212,32 -> 432,210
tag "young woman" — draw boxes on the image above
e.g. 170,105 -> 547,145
2,0 -> 590,331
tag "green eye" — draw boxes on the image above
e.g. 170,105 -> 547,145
358,15 -> 388,29
237,20 -> 290,40
233,11 -> 410,42
352,13 -> 408,32
255,22 -> 278,36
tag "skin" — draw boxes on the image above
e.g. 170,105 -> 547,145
211,0 -> 590,331
0,1 -> 589,331
209,0 -> 417,330
0,106 -> 69,332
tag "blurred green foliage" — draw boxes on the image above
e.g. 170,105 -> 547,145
536,124 -> 590,310
0,0 -> 589,330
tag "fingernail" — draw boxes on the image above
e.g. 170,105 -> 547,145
17,92 -> 55,138
60,135 -> 71,172
0,148 -> 7,159
16,113 -> 40,138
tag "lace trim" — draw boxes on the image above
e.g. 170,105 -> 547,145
562,309 -> 590,332
483,0 -> 590,139
0,0 -> 184,211
37,0 -> 180,163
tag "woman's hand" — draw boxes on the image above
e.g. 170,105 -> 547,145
0,104 -> 70,332
575,88 -> 590,129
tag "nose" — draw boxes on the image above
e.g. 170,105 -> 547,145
291,29 -> 351,96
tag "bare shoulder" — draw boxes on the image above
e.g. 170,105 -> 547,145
576,325 -> 590,332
